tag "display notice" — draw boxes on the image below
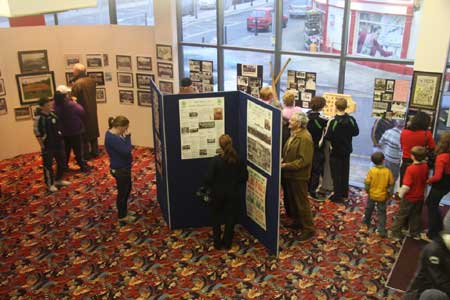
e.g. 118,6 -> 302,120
189,59 -> 214,93
372,78 -> 409,119
247,101 -> 272,175
246,166 -> 267,231
287,70 -> 317,109
237,64 -> 263,98
322,93 -> 356,117
179,97 -> 225,160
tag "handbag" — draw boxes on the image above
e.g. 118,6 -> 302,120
196,186 -> 213,205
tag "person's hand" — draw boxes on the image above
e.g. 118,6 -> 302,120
281,163 -> 287,169
393,193 -> 400,201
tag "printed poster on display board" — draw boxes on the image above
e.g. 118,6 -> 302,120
189,59 -> 214,93
246,166 -> 267,231
179,97 -> 225,160
322,93 -> 356,117
247,100 -> 272,175
371,78 -> 409,119
237,64 -> 263,98
287,70 -> 317,109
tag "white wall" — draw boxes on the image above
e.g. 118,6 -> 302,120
0,25 -> 157,160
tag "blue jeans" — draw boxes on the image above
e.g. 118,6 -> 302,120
363,199 -> 387,234
384,160 -> 400,185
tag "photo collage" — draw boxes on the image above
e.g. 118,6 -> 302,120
287,70 -> 317,109
237,64 -> 263,98
189,59 -> 214,93
372,78 -> 410,119
156,44 -> 174,94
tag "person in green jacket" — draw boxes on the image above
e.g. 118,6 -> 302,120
281,111 -> 315,241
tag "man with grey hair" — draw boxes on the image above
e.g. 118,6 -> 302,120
71,63 -> 99,160
281,112 -> 315,241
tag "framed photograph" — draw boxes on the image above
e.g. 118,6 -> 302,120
64,54 -> 82,70
374,78 -> 386,90
116,55 -> 132,71
241,64 -> 257,77
16,71 -> 56,105
119,90 -> 134,105
137,56 -> 152,71
104,72 -> 113,82
96,88 -> 107,103
136,73 -> 154,89
18,50 -> 49,73
30,105 -> 40,119
159,80 -> 173,94
0,98 -> 7,115
157,62 -> 173,79
137,90 -> 152,107
86,54 -> 103,68
410,71 -> 442,110
14,106 -> 31,121
385,79 -> 395,92
65,72 -> 76,87
117,72 -> 133,88
87,71 -> 105,87
0,79 -> 5,96
156,44 -> 173,61
103,54 -> 109,67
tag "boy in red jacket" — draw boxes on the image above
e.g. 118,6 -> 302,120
390,146 -> 429,239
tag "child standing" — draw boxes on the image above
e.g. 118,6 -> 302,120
361,152 -> 394,237
390,146 -> 429,239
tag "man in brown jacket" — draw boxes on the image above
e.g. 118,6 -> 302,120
72,63 -> 100,160
282,111 -> 315,241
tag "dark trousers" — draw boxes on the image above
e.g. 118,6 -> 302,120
211,200 -> 237,248
363,199 -> 387,234
111,168 -> 132,219
399,158 -> 413,186
64,135 -> 85,168
391,198 -> 423,236
281,177 -> 292,218
309,148 -> 324,195
330,153 -> 350,200
83,135 -> 99,159
426,184 -> 450,238
42,147 -> 65,187
283,178 -> 314,233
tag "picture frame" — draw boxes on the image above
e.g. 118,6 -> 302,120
119,90 -> 134,105
0,98 -> 7,115
104,72 -> 113,82
116,55 -> 132,72
18,50 -> 49,74
16,71 -> 56,105
156,44 -> 173,61
137,56 -> 152,71
137,90 -> 152,107
87,71 -> 105,87
96,88 -> 107,103
65,72 -> 76,87
86,54 -> 103,68
14,106 -> 31,121
30,104 -> 40,119
159,80 -> 173,94
64,54 -> 82,70
117,72 -> 134,88
410,71 -> 442,110
157,62 -> 173,79
136,73 -> 154,89
0,78 -> 5,96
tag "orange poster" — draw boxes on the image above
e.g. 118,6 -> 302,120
393,80 -> 410,102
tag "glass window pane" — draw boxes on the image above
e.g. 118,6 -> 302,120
344,60 -> 413,186
224,50 -> 274,91
117,0 -> 154,26
436,68 -> 450,138
282,0 -> 339,54
348,1 -> 422,59
57,0 -> 110,25
181,0 -> 217,44
182,46 -> 218,92
0,17 -> 9,28
224,1 -> 275,49
45,14 -> 55,26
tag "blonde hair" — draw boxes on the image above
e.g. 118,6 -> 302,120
283,90 -> 296,107
259,86 -> 273,101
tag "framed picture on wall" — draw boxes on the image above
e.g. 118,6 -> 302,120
86,54 -> 103,68
136,73 -> 154,89
116,55 -> 132,72
156,44 -> 172,61
64,54 -> 82,69
18,50 -> 49,74
103,54 -> 109,67
117,72 -> 133,88
14,106 -> 31,121
16,72 -> 56,105
157,62 -> 173,79
137,56 -> 152,71
410,71 -> 442,110
137,90 -> 152,107
87,71 -> 105,87
30,105 -> 41,119
0,79 -> 5,96
0,98 -> 7,115
96,88 -> 107,103
159,80 -> 173,94
65,72 -> 76,87
119,90 -> 134,105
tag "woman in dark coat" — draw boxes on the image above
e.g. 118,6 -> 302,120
205,134 -> 248,250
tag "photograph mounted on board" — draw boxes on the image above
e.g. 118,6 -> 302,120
116,55 -> 132,72
87,72 -> 105,87
136,73 -> 154,90
96,88 -> 106,103
64,54 -> 82,70
0,79 -> 5,96
14,106 -> 31,121
65,72 -> 76,87
137,56 -> 152,71
159,80 -> 173,94
18,50 -> 49,74
86,54 -> 103,68
0,98 -> 7,115
137,90 -> 152,107
157,62 -> 174,79
119,90 -> 134,105
410,71 -> 442,110
156,44 -> 172,61
16,72 -> 55,105
117,72 -> 134,88
30,105 -> 41,119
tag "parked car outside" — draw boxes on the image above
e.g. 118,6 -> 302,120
246,7 -> 288,32
288,0 -> 312,18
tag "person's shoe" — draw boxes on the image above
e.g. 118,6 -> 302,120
55,180 -> 71,187
213,241 -> 222,250
298,231 -> 314,242
48,185 -> 58,192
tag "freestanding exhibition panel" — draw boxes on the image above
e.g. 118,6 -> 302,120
150,85 -> 282,256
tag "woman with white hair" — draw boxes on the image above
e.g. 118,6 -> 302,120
281,112 -> 315,241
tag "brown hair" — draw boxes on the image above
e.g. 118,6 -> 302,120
435,131 -> 450,155
411,146 -> 427,161
219,134 -> 239,165
310,96 -> 326,111
371,152 -> 384,165
109,115 -> 129,128
282,90 -> 296,107
259,86 -> 273,101
335,98 -> 347,111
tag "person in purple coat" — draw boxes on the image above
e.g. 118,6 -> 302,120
54,85 -> 90,172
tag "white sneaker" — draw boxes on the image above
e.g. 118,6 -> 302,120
48,185 -> 58,192
55,180 -> 71,186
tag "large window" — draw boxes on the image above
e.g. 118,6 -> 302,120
56,0 -> 110,25
183,45 -> 218,91
0,17 -> 9,28
117,0 -> 155,26
181,0 -> 217,44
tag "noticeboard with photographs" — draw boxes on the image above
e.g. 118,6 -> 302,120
287,70 -> 316,109
237,64 -> 263,98
322,93 -> 356,117
189,59 -> 214,93
371,78 -> 410,119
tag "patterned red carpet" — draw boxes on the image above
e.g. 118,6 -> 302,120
0,147 -> 404,299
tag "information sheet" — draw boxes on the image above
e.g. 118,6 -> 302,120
179,97 -> 225,160
246,166 -> 267,231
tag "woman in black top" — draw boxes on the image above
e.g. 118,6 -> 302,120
205,134 -> 248,250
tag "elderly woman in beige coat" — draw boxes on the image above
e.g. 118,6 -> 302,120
281,112 -> 315,241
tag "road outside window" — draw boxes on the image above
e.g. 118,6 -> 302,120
181,0 -> 217,44
56,0 -> 110,25
117,0 -> 154,26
